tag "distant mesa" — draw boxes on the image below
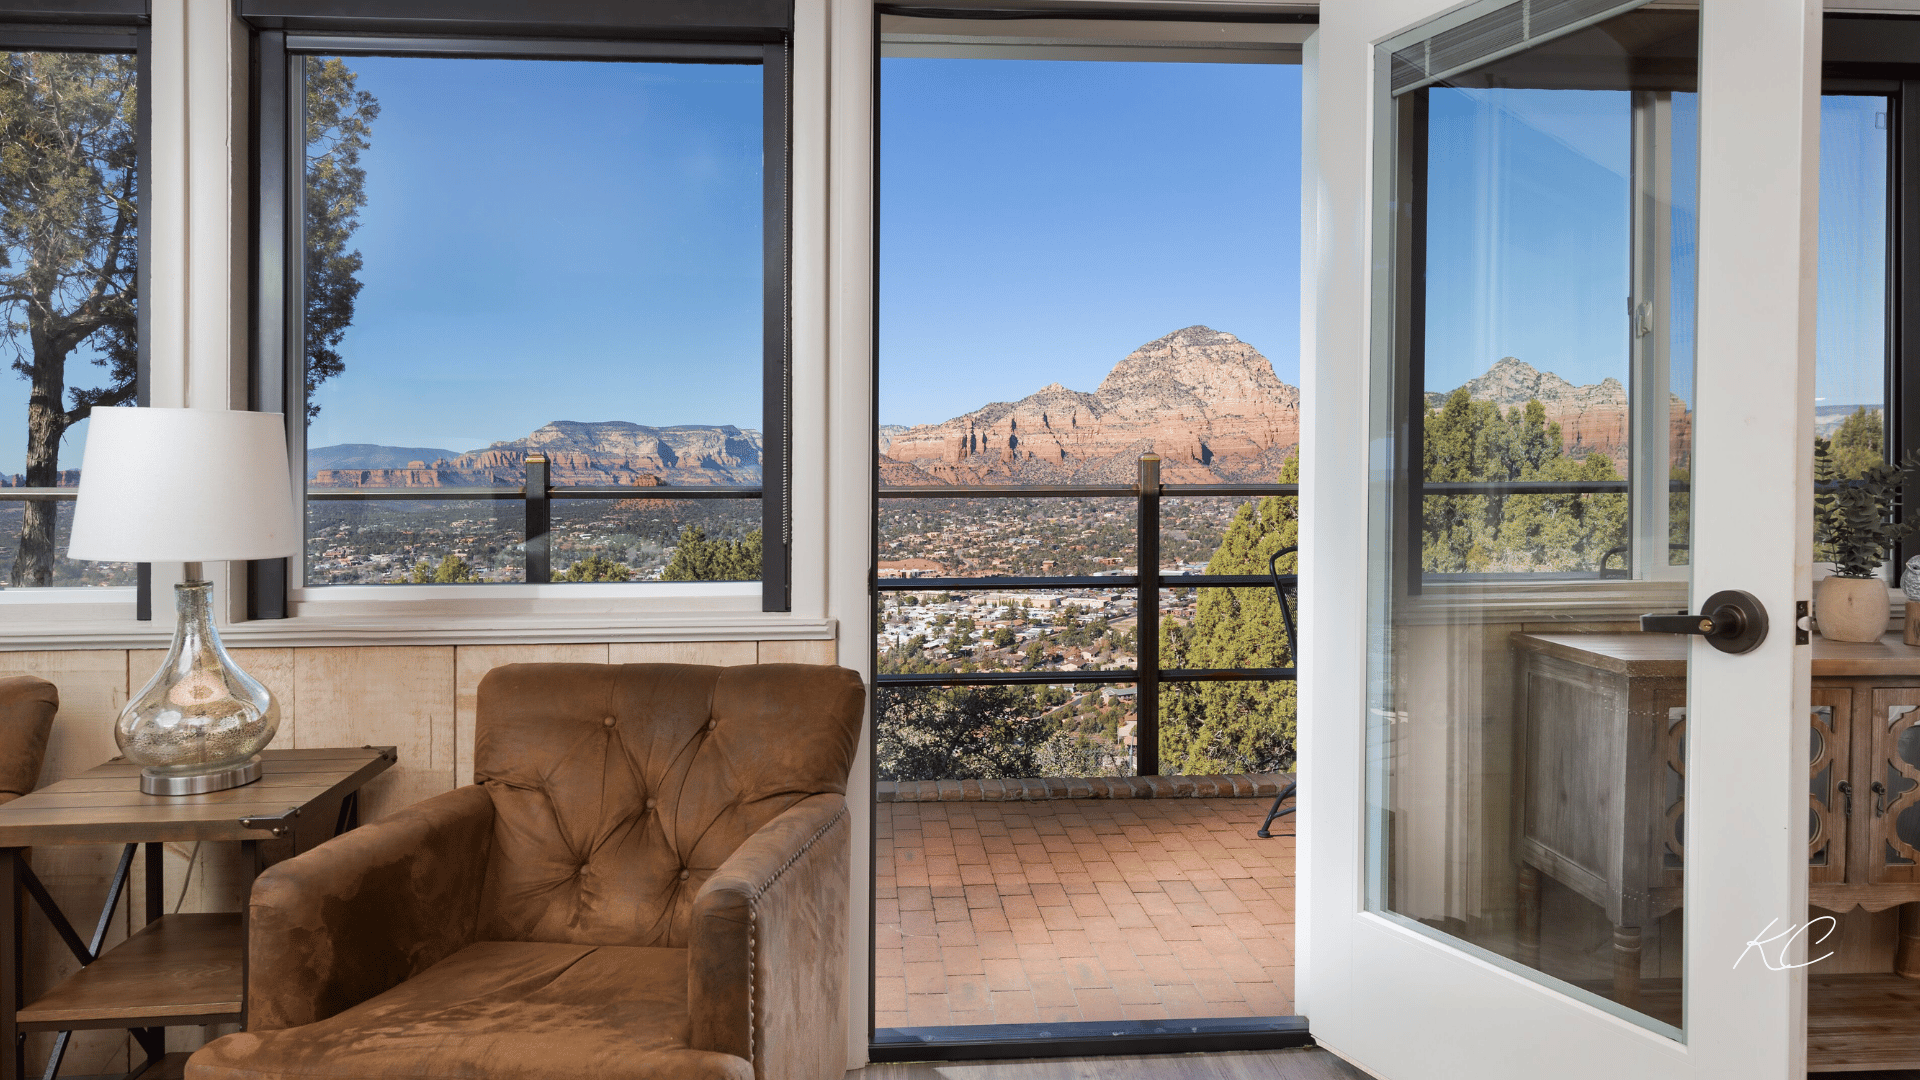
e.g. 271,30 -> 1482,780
878,333 -> 1694,487
0,470 -> 80,488
310,421 -> 762,489
306,444 -> 461,475
880,325 -> 1303,486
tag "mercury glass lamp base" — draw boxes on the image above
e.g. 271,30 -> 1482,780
141,757 -> 263,796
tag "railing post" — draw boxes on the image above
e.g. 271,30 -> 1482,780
1136,453 -> 1161,776
525,454 -> 551,583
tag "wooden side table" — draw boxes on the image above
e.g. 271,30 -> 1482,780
0,746 -> 396,1080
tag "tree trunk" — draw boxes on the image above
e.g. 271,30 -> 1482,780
10,327 -> 71,588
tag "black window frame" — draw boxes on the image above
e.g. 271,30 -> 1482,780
243,1 -> 794,615
0,3 -> 153,617
1823,14 -> 1920,584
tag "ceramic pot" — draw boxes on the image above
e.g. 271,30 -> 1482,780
1818,575 -> 1891,642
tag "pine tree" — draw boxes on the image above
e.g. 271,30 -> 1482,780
661,526 -> 762,581
557,553 -> 631,582
1158,454 -> 1300,775
1421,389 -> 1627,573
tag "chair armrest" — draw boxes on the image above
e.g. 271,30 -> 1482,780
689,793 -> 850,1080
0,676 -> 56,800
245,783 -> 495,1031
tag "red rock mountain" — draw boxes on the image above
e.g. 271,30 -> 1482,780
881,326 -> 1302,485
311,422 -> 761,488
1428,356 -> 1693,471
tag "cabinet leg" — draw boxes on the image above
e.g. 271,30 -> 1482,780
1613,925 -> 1642,1010
1898,902 -> 1920,980
1517,865 -> 1542,969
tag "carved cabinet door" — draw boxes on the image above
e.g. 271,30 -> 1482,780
1868,689 -> 1920,885
1809,687 -> 1850,885
1663,688 -> 1850,884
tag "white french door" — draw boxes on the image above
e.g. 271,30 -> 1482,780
1299,1 -> 1818,1078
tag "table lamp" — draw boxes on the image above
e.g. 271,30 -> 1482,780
66,408 -> 299,795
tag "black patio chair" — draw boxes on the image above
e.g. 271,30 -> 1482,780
1257,545 -> 1298,839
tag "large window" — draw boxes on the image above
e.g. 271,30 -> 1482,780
253,16 -> 790,612
0,30 -> 143,591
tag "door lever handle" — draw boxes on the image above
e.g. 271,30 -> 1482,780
1640,613 -> 1716,635
1637,590 -> 1769,654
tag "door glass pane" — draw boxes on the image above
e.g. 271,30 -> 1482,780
1815,94 -> 1889,573
1368,2 -> 1699,1039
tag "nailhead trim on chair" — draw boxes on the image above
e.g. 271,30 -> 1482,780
742,801 -> 849,1070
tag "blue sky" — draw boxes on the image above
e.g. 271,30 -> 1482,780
1423,88 -> 1883,411
0,66 -> 1894,476
301,55 -> 764,456
1820,94 -> 1888,411
1423,87 -> 1639,394
879,57 -> 1301,428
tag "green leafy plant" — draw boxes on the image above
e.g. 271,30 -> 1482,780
1814,441 -> 1920,578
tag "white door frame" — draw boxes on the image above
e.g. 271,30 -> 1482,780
1298,1 -> 1820,1076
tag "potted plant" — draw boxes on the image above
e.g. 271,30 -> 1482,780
1815,445 -> 1920,642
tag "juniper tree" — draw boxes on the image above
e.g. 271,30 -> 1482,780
2,53 -> 375,585
1,52 -> 138,587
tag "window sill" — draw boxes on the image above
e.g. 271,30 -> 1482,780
1397,578 -> 1690,624
0,582 -> 834,650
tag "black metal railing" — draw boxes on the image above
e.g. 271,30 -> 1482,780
0,453 -> 764,584
302,455 -> 761,581
874,455 -> 1297,776
0,471 -> 764,587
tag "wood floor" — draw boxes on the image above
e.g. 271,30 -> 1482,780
852,1047 -> 1369,1079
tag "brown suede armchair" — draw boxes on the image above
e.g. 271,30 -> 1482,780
0,677 -> 56,807
187,662 -> 865,1080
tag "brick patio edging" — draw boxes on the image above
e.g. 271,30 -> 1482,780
874,773 -> 1292,803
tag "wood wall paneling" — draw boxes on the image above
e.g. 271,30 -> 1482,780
290,647 -> 456,821
607,641 -> 759,666
757,638 -> 838,665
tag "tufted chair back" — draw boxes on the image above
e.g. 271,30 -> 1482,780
472,662 -> 864,948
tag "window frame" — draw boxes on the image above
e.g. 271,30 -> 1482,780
0,7 -> 153,620
246,8 -> 794,617
1382,5 -> 1699,595
1819,14 -> 1920,586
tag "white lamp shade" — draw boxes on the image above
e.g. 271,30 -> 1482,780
66,408 -> 300,563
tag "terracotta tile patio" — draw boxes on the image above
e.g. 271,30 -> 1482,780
873,795 -> 1296,1028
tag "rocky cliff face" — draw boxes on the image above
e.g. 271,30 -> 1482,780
880,335 -> 1694,488
1426,356 -> 1693,471
311,421 -> 762,488
882,326 -> 1302,485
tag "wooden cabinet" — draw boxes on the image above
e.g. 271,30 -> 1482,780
1513,633 -> 1920,1069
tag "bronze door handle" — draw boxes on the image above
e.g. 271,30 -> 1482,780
1638,590 -> 1769,654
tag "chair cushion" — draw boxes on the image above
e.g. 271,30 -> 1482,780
473,662 -> 864,948
186,941 -> 751,1080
